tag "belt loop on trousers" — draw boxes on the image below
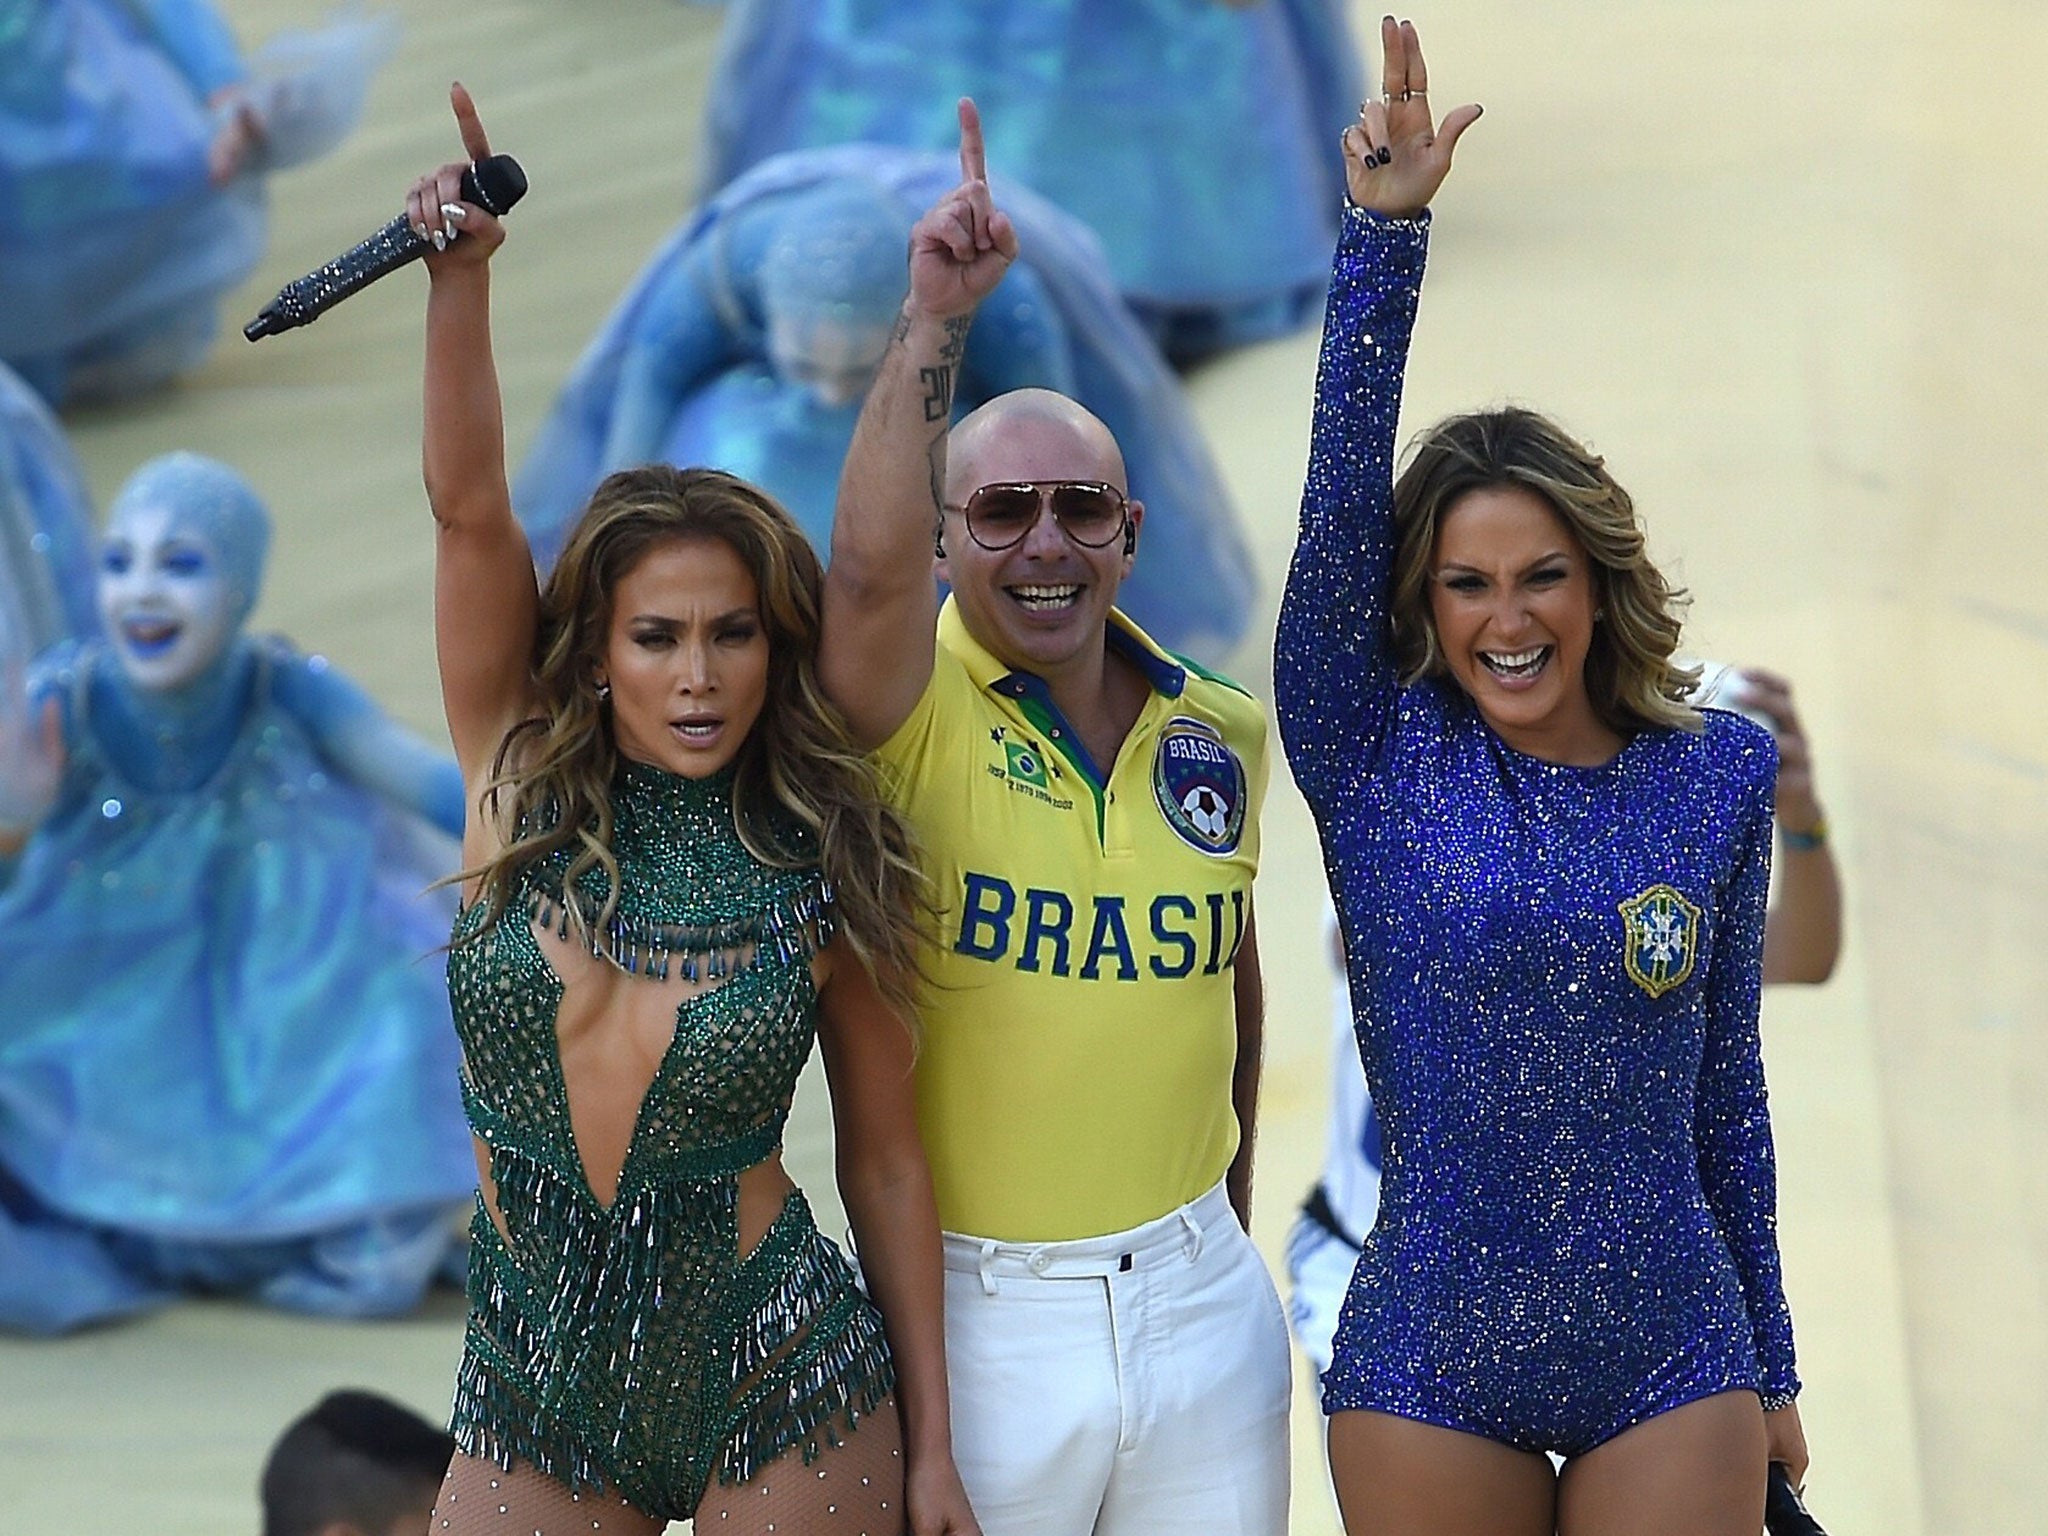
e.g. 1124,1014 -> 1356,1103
1179,1207 -> 1203,1263
978,1239 -> 1000,1296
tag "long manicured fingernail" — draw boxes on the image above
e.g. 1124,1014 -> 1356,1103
432,230 -> 446,251
442,203 -> 468,222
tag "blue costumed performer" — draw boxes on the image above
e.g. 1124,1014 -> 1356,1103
0,0 -> 395,406
0,452 -> 474,1334
1276,21 -> 1808,1528
514,142 -> 1254,665
698,0 -> 1362,359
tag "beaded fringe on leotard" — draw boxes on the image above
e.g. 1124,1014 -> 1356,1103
521,871 -> 834,983
451,1169 -> 894,1509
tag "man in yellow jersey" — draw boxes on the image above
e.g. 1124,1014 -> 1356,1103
820,103 -> 1289,1534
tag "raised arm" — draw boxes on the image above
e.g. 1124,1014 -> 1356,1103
821,100 -> 1018,748
1272,19 -> 1479,806
1745,670 -> 1843,985
414,85 -> 540,794
0,658 -> 66,867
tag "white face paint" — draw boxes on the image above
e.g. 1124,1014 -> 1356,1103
766,316 -> 894,410
96,503 -> 241,691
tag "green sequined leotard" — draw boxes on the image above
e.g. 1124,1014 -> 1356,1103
445,761 -> 894,1521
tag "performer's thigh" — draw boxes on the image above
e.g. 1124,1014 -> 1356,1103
943,1265 -> 1118,1533
1327,1410 -> 1555,1536
1556,1389 -> 1766,1536
427,1453 -> 660,1536
693,1400 -> 905,1535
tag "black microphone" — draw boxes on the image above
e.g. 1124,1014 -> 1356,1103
243,154 -> 528,341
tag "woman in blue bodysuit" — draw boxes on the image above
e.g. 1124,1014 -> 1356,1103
0,453 -> 475,1333
1276,21 -> 1807,1533
514,142 -> 1254,666
697,0 -> 1362,360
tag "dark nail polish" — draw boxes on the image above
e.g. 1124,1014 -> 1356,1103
1378,147 -> 1393,165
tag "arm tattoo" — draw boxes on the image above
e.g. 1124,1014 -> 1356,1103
919,364 -> 954,423
917,315 -> 975,423
940,314 -> 972,364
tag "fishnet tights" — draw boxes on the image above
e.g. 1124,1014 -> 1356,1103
428,1455 -> 661,1535
695,1396 -> 905,1533
423,1402 -> 905,1535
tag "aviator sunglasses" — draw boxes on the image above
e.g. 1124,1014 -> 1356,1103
946,480 -> 1132,552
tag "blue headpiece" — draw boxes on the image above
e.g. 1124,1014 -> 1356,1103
758,178 -> 909,330
106,452 -> 272,623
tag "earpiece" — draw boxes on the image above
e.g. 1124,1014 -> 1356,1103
1122,522 -> 1137,556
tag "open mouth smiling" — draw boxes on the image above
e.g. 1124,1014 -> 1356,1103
1007,583 -> 1082,614
1479,645 -> 1551,682
120,617 -> 183,657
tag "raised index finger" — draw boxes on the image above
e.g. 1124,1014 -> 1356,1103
958,97 -> 988,184
451,81 -> 493,162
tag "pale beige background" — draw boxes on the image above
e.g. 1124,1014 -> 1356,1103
2,0 -> 2042,1531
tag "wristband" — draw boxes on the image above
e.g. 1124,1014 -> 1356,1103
1778,816 -> 1828,852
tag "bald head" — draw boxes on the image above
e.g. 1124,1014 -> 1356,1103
946,389 -> 1127,504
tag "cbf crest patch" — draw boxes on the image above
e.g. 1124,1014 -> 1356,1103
1618,884 -> 1703,998
1153,717 -> 1246,856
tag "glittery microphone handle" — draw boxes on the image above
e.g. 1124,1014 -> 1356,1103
243,153 -> 528,340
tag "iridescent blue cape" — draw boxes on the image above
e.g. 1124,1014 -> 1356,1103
0,636 -> 474,1331
698,0 -> 1363,358
514,145 -> 1255,665
0,362 -> 97,652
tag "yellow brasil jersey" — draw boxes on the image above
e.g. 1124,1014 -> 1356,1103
876,599 -> 1269,1242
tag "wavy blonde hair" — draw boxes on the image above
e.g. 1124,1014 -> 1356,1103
1388,407 -> 1701,736
462,466 -> 931,1019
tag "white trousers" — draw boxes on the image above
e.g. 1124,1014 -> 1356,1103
942,1181 -> 1292,1536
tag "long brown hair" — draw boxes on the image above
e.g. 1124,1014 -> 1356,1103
1388,407 -> 1700,736
461,466 -> 931,1018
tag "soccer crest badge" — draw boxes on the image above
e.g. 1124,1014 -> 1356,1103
1154,717 -> 1246,855
1618,883 -> 1702,998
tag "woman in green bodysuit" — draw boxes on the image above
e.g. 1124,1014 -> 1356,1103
409,89 -> 980,1535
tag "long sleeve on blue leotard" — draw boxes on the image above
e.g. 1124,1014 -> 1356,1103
1275,206 -> 1429,806
1696,769 -> 1801,1405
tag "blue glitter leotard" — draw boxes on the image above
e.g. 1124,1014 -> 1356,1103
1276,207 -> 1800,1457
